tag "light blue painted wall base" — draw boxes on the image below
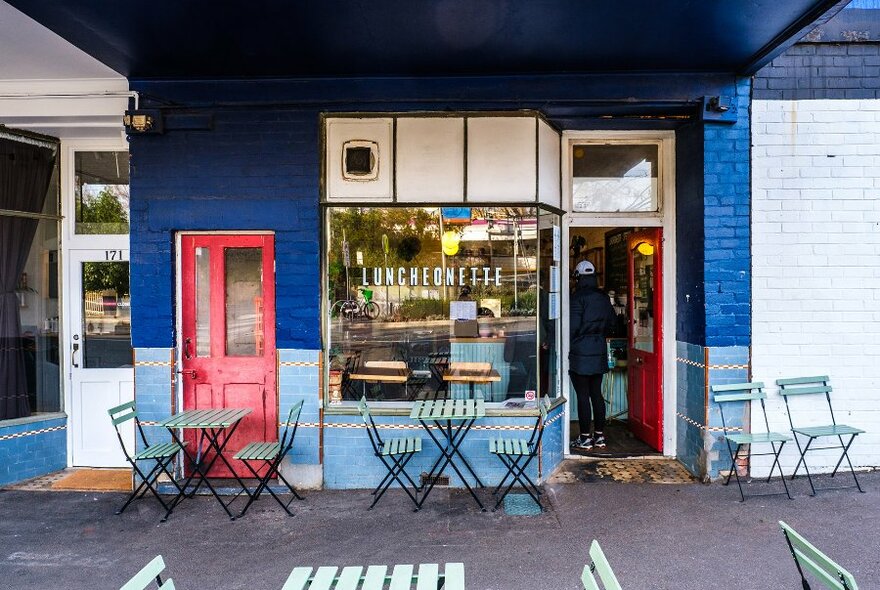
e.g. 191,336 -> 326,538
676,341 -> 750,480
0,415 -> 67,486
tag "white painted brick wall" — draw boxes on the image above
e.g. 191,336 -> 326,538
751,99 -> 880,477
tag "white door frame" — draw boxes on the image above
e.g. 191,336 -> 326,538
560,130 -> 677,457
61,138 -> 130,466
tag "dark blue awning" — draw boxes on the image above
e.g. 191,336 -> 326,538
8,0 -> 849,79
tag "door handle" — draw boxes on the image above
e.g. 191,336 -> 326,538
177,369 -> 197,378
71,342 -> 79,368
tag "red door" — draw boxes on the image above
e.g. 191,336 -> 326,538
180,234 -> 277,477
627,229 -> 663,451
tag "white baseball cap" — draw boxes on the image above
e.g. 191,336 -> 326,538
575,260 -> 595,276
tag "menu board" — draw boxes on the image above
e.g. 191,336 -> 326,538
604,228 -> 632,296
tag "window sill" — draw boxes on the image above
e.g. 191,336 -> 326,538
0,412 -> 67,430
323,397 -> 566,418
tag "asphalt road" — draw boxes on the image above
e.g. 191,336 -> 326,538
1,470 -> 878,589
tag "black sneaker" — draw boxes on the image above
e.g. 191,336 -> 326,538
593,433 -> 607,449
571,435 -> 594,450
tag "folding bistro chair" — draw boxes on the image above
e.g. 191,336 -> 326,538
581,540 -> 623,590
108,401 -> 186,516
779,521 -> 860,590
776,376 -> 865,495
358,396 -> 422,509
233,400 -> 305,517
711,382 -> 792,502
489,396 -> 547,512
120,555 -> 176,590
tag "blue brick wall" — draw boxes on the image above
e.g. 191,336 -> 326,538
129,109 -> 320,350
278,349 -> 320,466
704,346 -> 750,477
676,341 -> 706,477
675,123 -> 706,345
703,77 -> 752,348
0,416 -> 67,486
133,348 -> 175,475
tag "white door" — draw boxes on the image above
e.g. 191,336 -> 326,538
68,248 -> 134,466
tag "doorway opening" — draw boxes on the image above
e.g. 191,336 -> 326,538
567,225 -> 663,458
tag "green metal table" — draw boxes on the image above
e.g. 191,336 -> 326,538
159,408 -> 252,521
282,563 -> 465,590
410,398 -> 486,511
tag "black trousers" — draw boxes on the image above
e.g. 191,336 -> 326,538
571,372 -> 605,435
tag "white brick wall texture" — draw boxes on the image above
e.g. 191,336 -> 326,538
751,99 -> 880,477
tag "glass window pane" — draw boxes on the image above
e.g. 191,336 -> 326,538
75,151 -> 130,235
538,210 -> 561,399
225,248 -> 263,357
195,247 -> 211,356
82,261 -> 132,368
326,206 -> 538,404
572,144 -> 659,212
632,247 -> 654,352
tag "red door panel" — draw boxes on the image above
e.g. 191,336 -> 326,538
180,234 -> 277,478
627,229 -> 663,451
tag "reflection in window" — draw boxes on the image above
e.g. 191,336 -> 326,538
572,144 -> 659,212
327,206 -> 560,405
225,248 -> 263,357
195,247 -> 211,357
1,150 -> 62,416
82,262 -> 132,368
75,151 -> 130,235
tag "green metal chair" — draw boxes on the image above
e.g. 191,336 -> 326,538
108,401 -> 186,516
282,563 -> 465,590
488,396 -> 547,512
234,400 -> 305,517
779,521 -> 859,589
358,396 -> 422,509
776,376 -> 865,496
120,555 -> 175,590
711,382 -> 792,502
581,540 -> 623,590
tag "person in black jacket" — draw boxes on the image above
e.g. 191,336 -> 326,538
569,260 -> 617,450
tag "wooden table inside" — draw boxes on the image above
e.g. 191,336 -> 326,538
349,366 -> 409,383
442,368 -> 501,384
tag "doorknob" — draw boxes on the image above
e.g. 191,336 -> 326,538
177,369 -> 197,378
71,342 -> 79,368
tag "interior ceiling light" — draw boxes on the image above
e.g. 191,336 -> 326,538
636,241 -> 654,256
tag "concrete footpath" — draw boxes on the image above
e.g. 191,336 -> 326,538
1,469 -> 878,589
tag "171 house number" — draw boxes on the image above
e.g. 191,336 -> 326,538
104,250 -> 124,261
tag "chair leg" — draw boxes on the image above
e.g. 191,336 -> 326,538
789,433 -> 807,480
831,434 -> 864,493
117,460 -> 168,515
492,454 -> 541,512
798,438 -> 818,496
769,441 -> 793,500
728,444 -> 746,502
370,453 -> 419,510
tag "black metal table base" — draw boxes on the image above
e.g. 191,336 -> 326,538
417,418 -> 486,511
163,422 -> 252,521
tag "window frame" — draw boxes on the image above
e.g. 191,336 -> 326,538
563,131 -> 675,224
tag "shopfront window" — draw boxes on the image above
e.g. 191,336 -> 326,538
572,144 -> 659,212
0,136 -> 61,420
326,206 -> 558,406
74,151 -> 129,235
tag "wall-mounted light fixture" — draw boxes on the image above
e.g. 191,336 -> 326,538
700,96 -> 737,124
123,109 -> 164,134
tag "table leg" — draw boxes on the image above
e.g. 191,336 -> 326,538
416,419 -> 486,511
162,422 -> 251,521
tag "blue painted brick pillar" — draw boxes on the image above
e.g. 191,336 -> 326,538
676,78 -> 752,480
